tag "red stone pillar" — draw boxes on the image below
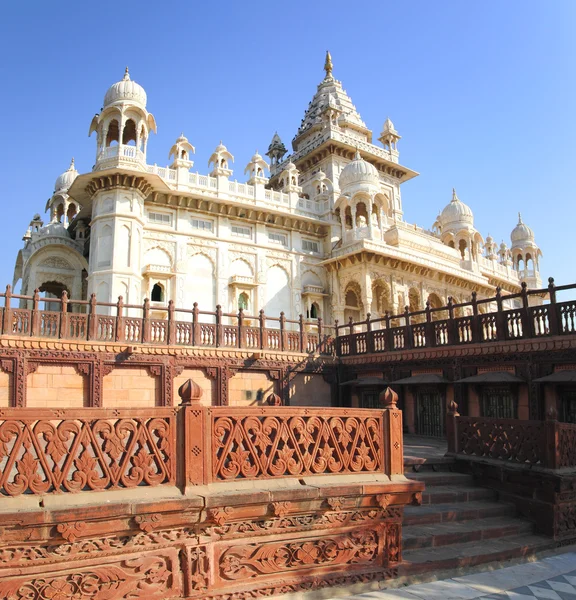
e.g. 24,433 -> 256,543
445,400 -> 460,455
380,387 -> 404,476
404,387 -> 415,434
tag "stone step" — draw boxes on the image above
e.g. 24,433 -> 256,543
422,484 -> 496,505
403,499 -> 516,526
403,515 -> 533,550
400,533 -> 556,575
406,471 -> 474,487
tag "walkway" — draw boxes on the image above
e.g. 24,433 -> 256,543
342,552 -> 576,599
403,434 -> 448,468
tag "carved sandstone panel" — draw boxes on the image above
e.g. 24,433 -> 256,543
289,373 -> 331,407
0,547 -> 182,599
27,365 -> 87,408
214,526 -> 384,586
103,367 -> 160,408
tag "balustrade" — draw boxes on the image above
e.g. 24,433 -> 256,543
0,388 -> 403,496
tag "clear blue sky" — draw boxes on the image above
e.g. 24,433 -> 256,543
0,1 -> 574,291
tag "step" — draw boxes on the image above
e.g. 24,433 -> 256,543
400,533 -> 556,575
422,484 -> 496,505
403,499 -> 516,526
406,471 -> 474,487
402,515 -> 533,550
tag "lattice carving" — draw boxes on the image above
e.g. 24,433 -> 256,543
212,411 -> 383,480
0,412 -> 175,496
457,417 -> 543,464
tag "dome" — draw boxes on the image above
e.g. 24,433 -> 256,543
54,158 -> 78,193
103,67 -> 147,109
511,213 -> 535,247
439,189 -> 474,230
338,151 -> 380,191
284,161 -> 297,171
39,222 -> 70,238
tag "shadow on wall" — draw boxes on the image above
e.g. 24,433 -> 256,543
289,373 -> 331,407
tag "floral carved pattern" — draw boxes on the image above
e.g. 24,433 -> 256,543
219,528 -> 380,581
0,413 -> 174,496
212,413 -> 383,480
558,424 -> 576,468
0,551 -> 179,599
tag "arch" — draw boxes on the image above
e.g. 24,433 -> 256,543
55,203 -> 64,223
106,119 -> 120,147
371,279 -> 392,316
265,265 -> 290,322
119,225 -> 131,268
302,269 -> 323,288
408,287 -> 421,312
230,258 -> 254,277
343,281 -> 363,324
96,281 -> 110,304
98,224 -> 113,267
238,292 -> 249,311
427,292 -> 446,321
374,192 -> 391,217
144,246 -> 172,268
122,119 -> 137,145
151,282 -> 164,302
458,238 -> 468,260
307,302 -> 320,320
187,253 -> 216,311
66,203 -> 78,222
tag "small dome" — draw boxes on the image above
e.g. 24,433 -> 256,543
39,222 -> 70,238
251,151 -> 264,162
511,213 -> 535,247
383,117 -> 395,131
439,189 -> 474,230
215,141 -> 228,153
103,67 -> 147,109
284,161 -> 297,171
54,159 -> 78,193
339,151 -> 380,191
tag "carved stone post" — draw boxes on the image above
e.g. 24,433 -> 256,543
259,309 -> 267,350
547,277 -> 559,335
380,387 -> 403,476
447,297 -> 456,345
3,285 -> 12,335
142,298 -> 151,343
520,282 -> 533,338
543,404 -> 559,470
88,293 -> 98,340
317,316 -> 323,353
384,311 -> 393,351
445,400 -> 460,455
59,290 -> 69,340
470,291 -> 480,343
365,312 -> 374,353
238,308 -> 245,349
495,287 -> 506,341
299,314 -> 306,353
215,304 -> 223,347
404,306 -> 413,350
167,300 -> 176,345
425,301 -> 434,347
178,379 -> 207,488
30,289 -> 40,337
192,302 -> 199,346
114,295 -> 124,343
279,311 -> 287,352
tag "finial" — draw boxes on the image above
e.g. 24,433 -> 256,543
69,157 -> 75,170
123,66 -> 130,81
324,50 -> 333,77
452,188 -> 459,202
518,212 -> 523,224
354,148 -> 361,160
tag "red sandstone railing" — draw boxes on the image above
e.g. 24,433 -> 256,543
0,387 -> 403,497
337,278 -> 576,357
445,407 -> 576,469
2,286 -> 335,355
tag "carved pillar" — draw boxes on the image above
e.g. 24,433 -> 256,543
351,204 -> 357,240
219,366 -> 232,406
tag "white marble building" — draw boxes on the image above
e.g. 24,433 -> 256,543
13,55 -> 542,324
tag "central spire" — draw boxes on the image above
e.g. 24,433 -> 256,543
324,50 -> 333,78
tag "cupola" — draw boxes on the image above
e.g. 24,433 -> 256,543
510,213 -> 535,248
103,67 -> 147,109
338,151 -> 380,192
208,141 -> 234,177
54,158 -> 78,194
439,188 -> 474,231
169,133 -> 195,169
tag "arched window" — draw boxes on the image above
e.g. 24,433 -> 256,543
56,204 -> 64,223
122,119 -> 137,145
238,292 -> 249,311
106,119 -> 120,146
67,203 -> 77,222
307,303 -> 319,319
151,283 -> 164,302
458,239 -> 468,260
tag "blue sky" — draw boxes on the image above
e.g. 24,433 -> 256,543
0,1 -> 574,291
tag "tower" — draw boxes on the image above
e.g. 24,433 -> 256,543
89,67 -> 157,171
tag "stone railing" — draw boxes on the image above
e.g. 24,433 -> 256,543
445,405 -> 576,470
337,278 -> 576,357
4,286 -> 335,355
0,383 -> 404,497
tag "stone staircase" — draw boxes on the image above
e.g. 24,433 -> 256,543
400,463 -> 556,575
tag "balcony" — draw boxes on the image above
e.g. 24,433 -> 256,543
95,144 -> 146,172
